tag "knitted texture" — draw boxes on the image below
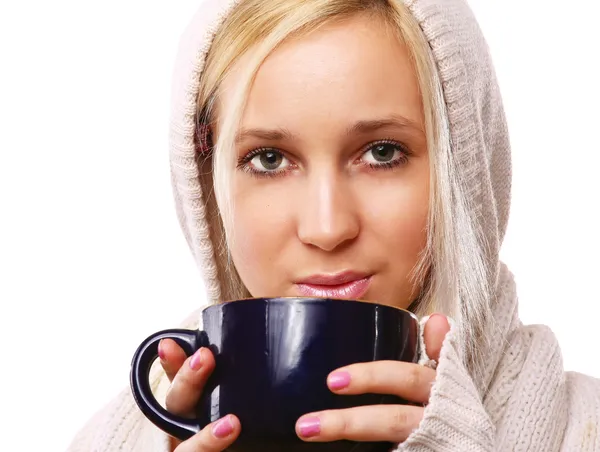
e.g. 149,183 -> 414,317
67,0 -> 600,450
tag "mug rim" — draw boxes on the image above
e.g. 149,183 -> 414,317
204,297 -> 419,323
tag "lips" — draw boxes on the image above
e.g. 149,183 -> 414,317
295,271 -> 372,299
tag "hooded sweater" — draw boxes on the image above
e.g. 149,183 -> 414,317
67,0 -> 600,450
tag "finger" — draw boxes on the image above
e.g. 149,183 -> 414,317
296,405 -> 423,443
159,339 -> 188,382
176,415 -> 241,452
327,361 -> 436,404
423,313 -> 451,362
166,347 -> 216,416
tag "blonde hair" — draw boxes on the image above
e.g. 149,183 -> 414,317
196,0 -> 491,380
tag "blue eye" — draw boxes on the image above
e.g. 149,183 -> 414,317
361,141 -> 409,167
249,150 -> 290,172
238,148 -> 294,178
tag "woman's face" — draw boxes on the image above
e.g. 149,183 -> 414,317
217,14 -> 429,309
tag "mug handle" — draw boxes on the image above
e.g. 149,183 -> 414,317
130,328 -> 207,441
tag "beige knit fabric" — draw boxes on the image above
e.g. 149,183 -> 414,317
68,0 -> 600,450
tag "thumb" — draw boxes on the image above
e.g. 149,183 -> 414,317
423,314 -> 451,362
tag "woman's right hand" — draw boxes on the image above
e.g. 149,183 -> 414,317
158,339 -> 241,452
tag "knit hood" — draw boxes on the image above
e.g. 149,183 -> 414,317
169,0 -> 514,385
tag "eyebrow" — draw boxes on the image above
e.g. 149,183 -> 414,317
234,115 -> 423,143
235,127 -> 293,143
346,115 -> 424,135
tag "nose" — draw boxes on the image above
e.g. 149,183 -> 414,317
296,172 -> 360,252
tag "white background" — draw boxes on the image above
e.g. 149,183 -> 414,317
0,1 -> 598,450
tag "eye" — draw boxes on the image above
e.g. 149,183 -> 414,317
247,149 -> 291,172
360,141 -> 409,167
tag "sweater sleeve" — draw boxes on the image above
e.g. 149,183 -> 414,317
395,327 -> 496,452
395,323 -> 600,452
66,310 -> 202,452
560,371 -> 600,451
65,386 -> 171,452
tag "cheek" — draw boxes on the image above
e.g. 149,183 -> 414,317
361,168 -> 430,263
228,183 -> 295,295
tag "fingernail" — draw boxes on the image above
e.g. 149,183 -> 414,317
298,416 -> 321,438
189,348 -> 204,371
158,341 -> 166,361
428,313 -> 450,328
328,371 -> 351,390
212,415 -> 234,438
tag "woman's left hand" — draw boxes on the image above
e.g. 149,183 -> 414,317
295,314 -> 451,444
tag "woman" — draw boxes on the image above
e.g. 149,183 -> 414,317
68,0 -> 600,451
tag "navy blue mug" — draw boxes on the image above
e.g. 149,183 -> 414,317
130,298 -> 420,452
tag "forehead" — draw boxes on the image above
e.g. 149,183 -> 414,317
219,14 -> 423,133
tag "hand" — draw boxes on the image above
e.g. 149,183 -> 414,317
295,313 -> 451,444
159,339 -> 241,451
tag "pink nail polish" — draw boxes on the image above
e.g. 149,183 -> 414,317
189,348 -> 203,371
298,417 -> 321,438
212,416 -> 234,438
158,341 -> 166,361
328,371 -> 351,390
